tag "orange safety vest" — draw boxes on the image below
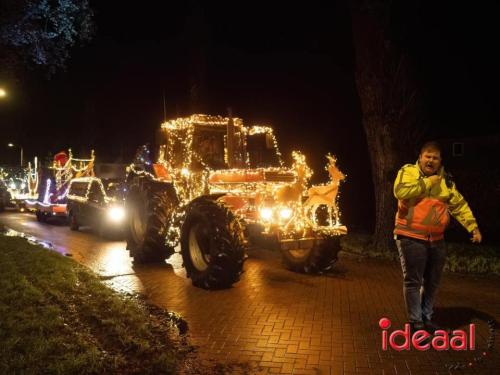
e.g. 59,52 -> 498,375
394,162 -> 478,241
395,196 -> 450,242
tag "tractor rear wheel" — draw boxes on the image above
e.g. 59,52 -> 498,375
181,198 -> 246,289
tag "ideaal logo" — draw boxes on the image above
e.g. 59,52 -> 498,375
379,317 -> 475,351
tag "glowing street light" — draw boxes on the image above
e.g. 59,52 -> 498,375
0,88 -> 6,98
7,143 -> 23,167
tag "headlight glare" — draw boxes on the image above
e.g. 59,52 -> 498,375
107,206 -> 125,222
259,207 -> 273,221
279,207 -> 293,220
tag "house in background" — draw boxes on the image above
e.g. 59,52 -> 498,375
439,134 -> 500,171
438,134 -> 500,244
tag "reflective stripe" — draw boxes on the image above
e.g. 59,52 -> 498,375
395,224 -> 427,235
394,227 -> 444,241
394,197 -> 449,241
406,205 -> 415,224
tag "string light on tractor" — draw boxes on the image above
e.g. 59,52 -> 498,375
125,114 -> 347,289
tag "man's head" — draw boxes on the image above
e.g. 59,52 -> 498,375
418,141 -> 442,176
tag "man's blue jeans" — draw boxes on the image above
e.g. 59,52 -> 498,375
396,237 -> 447,323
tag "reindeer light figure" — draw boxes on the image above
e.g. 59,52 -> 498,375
304,154 -> 345,227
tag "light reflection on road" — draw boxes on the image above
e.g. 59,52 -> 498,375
0,211 -> 195,295
93,242 -> 134,276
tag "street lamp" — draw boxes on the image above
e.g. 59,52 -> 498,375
7,143 -> 23,167
0,88 -> 6,98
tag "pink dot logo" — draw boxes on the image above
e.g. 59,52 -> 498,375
379,317 -> 391,329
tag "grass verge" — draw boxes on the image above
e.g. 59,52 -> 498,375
0,235 -> 187,374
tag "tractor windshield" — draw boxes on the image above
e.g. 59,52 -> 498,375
192,128 -> 227,170
246,132 -> 281,168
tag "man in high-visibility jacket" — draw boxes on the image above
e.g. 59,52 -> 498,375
394,141 -> 482,332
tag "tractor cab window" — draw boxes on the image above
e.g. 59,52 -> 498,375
192,128 -> 227,170
247,132 -> 281,168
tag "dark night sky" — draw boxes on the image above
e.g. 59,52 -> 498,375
2,0 -> 499,229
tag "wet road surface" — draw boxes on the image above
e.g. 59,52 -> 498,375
1,211 -> 499,374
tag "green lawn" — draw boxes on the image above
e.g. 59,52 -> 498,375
0,235 -> 186,374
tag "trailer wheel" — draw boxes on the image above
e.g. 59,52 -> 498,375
281,235 -> 341,273
126,179 -> 177,263
181,198 -> 246,289
36,210 -> 46,223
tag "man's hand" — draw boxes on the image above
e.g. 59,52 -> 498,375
471,228 -> 482,243
427,175 -> 441,186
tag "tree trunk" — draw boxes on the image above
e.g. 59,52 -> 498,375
363,116 -> 400,253
351,1 -> 423,253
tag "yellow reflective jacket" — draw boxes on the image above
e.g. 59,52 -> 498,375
393,162 -> 477,241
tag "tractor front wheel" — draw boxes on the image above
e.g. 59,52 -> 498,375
181,198 -> 246,289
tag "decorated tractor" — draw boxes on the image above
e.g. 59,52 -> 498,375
126,114 -> 347,289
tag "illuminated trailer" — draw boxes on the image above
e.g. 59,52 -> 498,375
25,150 -> 95,222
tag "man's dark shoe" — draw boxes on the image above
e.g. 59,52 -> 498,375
423,319 -> 442,333
410,322 -> 432,345
410,321 -> 426,332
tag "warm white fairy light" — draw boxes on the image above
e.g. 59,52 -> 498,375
135,114 -> 347,246
43,178 -> 51,204
67,177 -> 107,203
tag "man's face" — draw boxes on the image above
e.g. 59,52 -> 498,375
419,149 -> 442,176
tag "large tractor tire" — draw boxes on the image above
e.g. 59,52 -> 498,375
281,234 -> 341,274
126,179 -> 177,263
181,198 -> 246,289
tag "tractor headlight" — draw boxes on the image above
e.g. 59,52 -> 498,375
107,206 -> 125,223
279,207 -> 293,220
259,207 -> 273,221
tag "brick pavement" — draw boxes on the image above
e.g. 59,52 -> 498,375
108,250 -> 500,375
1,213 -> 498,374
